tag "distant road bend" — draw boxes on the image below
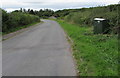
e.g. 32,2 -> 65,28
3,19 -> 76,76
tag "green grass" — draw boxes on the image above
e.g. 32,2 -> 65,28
2,21 -> 40,35
56,20 -> 118,76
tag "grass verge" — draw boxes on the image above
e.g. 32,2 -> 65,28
56,19 -> 118,76
2,21 -> 41,35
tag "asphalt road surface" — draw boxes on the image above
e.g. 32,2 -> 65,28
2,19 -> 76,76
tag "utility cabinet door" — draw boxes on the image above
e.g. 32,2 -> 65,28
94,20 -> 103,34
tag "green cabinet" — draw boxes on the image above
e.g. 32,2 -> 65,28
93,18 -> 110,34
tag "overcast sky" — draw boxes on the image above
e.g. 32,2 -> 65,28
1,0 -> 120,12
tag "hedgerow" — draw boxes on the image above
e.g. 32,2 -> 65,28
2,10 -> 40,34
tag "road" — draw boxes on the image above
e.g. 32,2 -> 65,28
2,19 -> 76,76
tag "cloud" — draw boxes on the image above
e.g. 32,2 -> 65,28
1,0 -> 120,12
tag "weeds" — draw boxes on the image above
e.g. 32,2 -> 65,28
57,20 -> 118,76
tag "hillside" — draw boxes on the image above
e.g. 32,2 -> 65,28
54,4 -> 120,33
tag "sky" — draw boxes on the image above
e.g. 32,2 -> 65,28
1,0 -> 120,12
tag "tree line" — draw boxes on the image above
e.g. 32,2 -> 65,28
2,4 -> 120,34
2,8 -> 55,34
13,8 -> 54,18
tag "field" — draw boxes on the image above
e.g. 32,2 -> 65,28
57,20 -> 118,76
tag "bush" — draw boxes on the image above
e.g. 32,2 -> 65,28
64,4 -> 120,33
2,10 -> 40,34
65,11 -> 91,25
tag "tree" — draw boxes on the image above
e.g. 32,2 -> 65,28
29,9 -> 35,15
